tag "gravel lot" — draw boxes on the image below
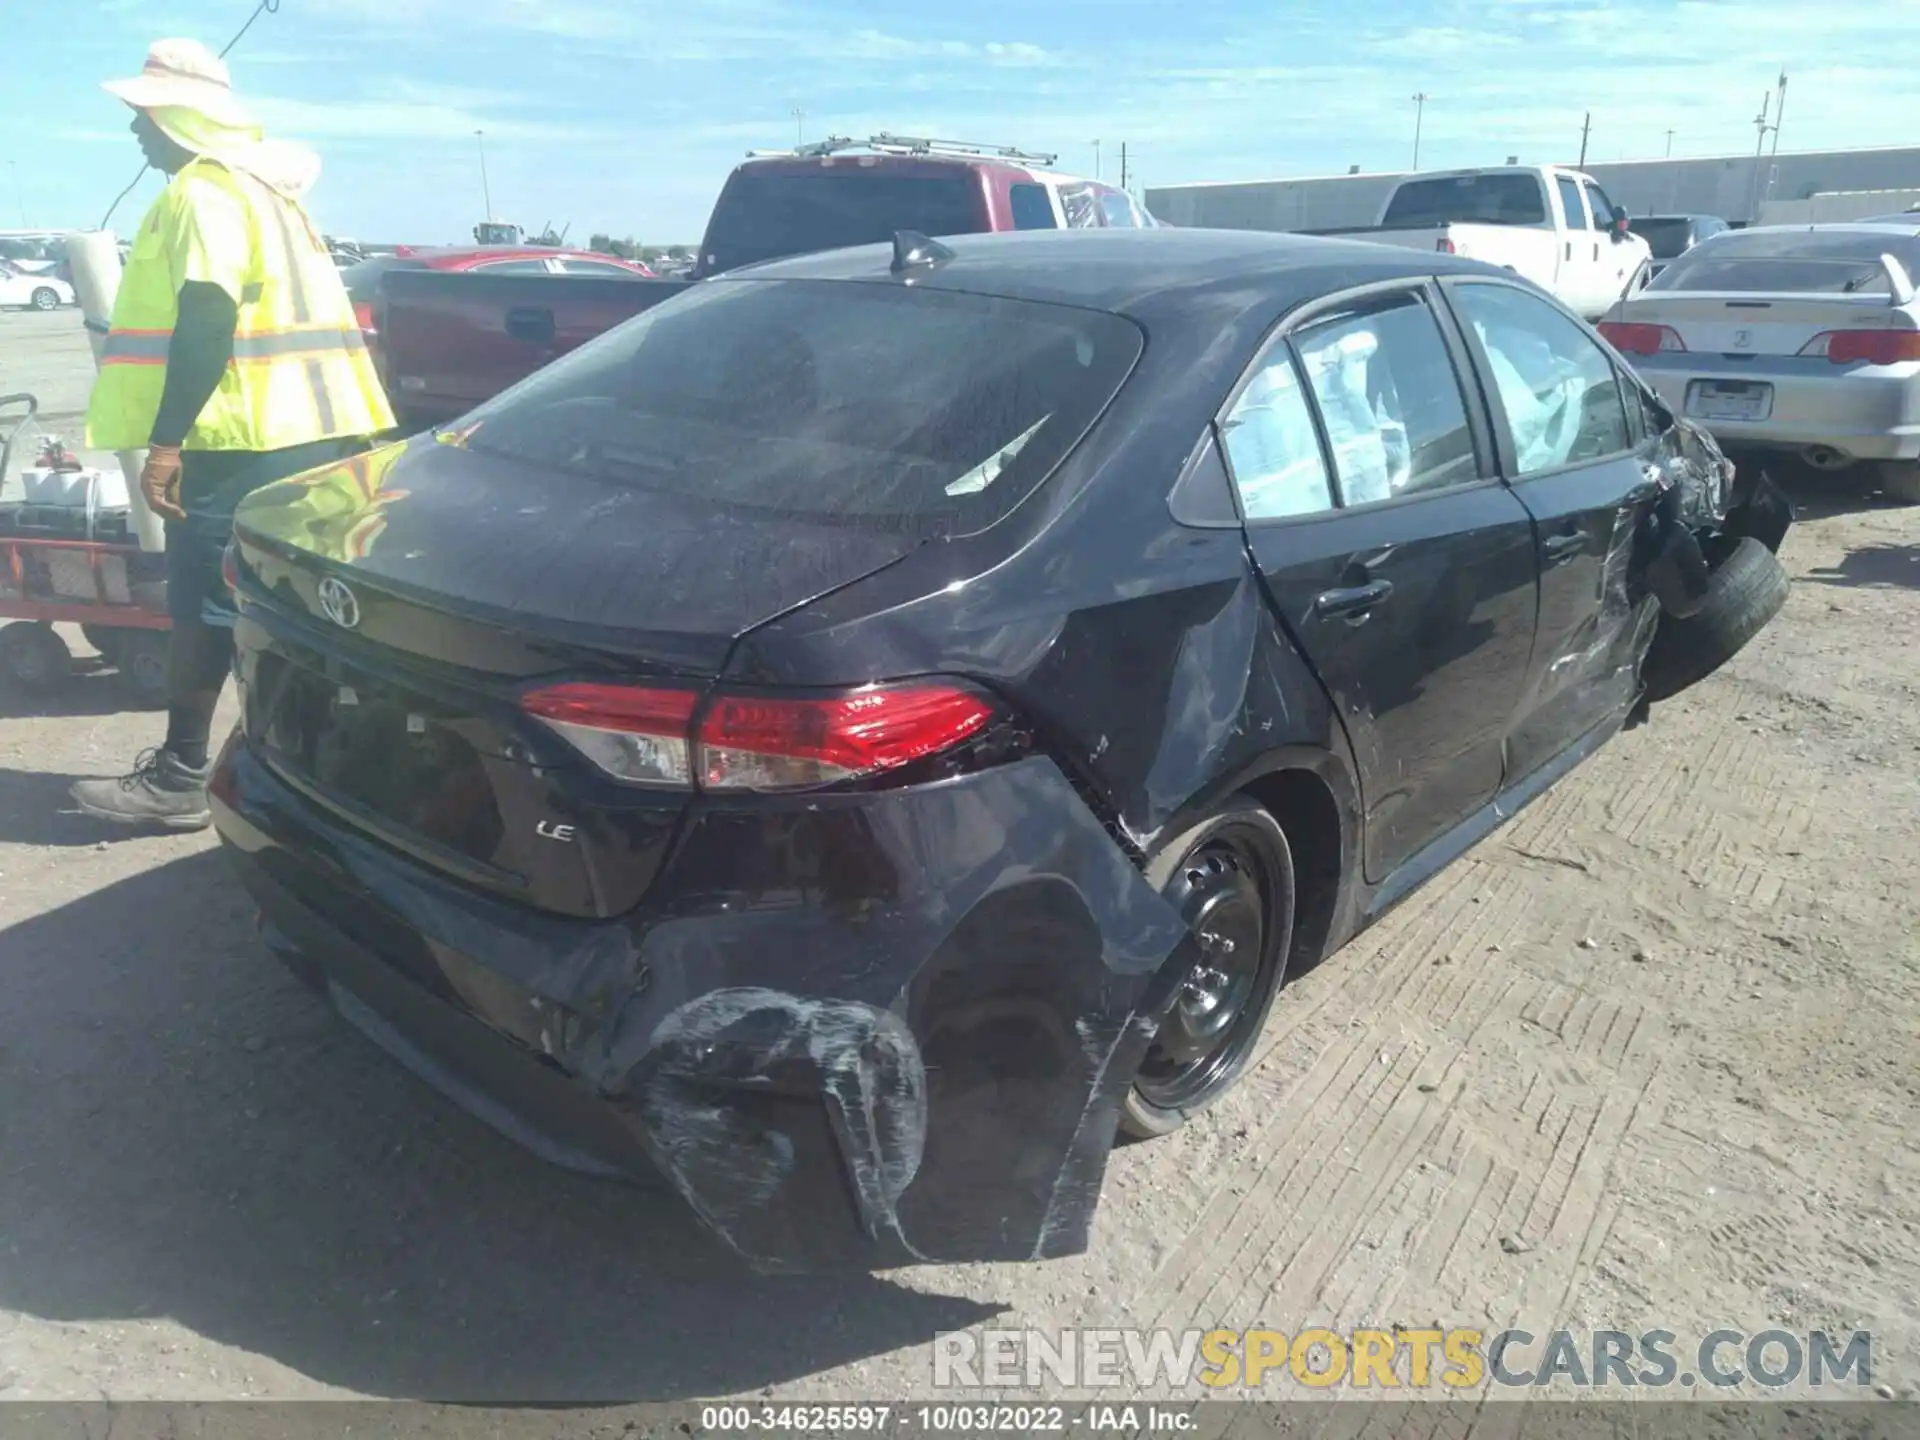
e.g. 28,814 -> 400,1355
0,307 -> 1916,1410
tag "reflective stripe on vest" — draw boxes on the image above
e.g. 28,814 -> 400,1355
83,157 -> 395,452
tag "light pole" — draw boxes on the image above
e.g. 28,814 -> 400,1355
790,103 -> 805,147
1411,93 -> 1430,171
6,161 -> 23,227
1665,128 -> 1676,158
475,129 -> 492,219
1091,139 -> 1101,180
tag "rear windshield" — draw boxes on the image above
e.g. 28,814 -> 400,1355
454,278 -> 1142,535
1381,174 -> 1548,228
1651,230 -> 1920,293
703,170 -> 985,273
1629,218 -> 1696,259
340,256 -> 425,301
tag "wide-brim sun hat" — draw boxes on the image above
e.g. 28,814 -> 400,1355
103,38 -> 253,128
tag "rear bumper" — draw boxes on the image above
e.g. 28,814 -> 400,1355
211,737 -> 1192,1270
1636,354 -> 1920,460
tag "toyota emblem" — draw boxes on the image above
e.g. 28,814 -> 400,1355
317,576 -> 361,629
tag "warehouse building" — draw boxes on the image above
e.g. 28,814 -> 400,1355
1146,145 -> 1920,233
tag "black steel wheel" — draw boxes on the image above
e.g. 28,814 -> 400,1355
1122,799 -> 1295,1139
0,622 -> 72,692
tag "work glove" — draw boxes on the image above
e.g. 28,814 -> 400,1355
140,443 -> 186,521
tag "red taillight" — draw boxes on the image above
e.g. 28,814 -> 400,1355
1798,329 -> 1920,365
1434,237 -> 1456,255
1598,321 -> 1686,356
221,541 -> 240,593
520,680 -> 997,792
352,300 -> 376,337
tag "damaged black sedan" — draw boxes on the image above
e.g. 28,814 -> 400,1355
211,229 -> 1789,1270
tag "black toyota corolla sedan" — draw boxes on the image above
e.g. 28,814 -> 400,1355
213,228 -> 1790,1270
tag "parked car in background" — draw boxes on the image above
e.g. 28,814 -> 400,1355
0,261 -> 74,311
370,135 -> 1159,428
341,245 -> 656,381
214,228 -> 1787,1272
1628,214 -> 1731,278
1313,165 -> 1655,319
1600,222 -> 1920,502
695,132 -> 1156,276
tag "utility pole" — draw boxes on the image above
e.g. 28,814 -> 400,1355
1411,93 -> 1429,171
475,129 -> 492,219
1768,71 -> 1787,165
1091,139 -> 1101,179
790,103 -> 806,147
1665,128 -> 1676,158
1577,111 -> 1592,167
1747,88 -> 1775,221
1119,142 -> 1129,192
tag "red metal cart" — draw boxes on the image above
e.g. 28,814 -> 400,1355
0,393 -> 171,703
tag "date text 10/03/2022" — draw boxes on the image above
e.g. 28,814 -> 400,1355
699,1408 -> 1192,1433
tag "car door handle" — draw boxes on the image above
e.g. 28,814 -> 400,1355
1314,578 -> 1393,620
505,307 -> 556,344
1543,532 -> 1587,565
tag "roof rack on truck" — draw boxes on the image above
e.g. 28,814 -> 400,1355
744,134 -> 1059,167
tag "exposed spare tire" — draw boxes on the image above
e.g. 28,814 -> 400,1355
1641,537 -> 1789,703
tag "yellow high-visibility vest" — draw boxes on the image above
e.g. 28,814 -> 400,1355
85,156 -> 395,452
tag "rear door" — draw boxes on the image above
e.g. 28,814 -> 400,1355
1555,174 -> 1605,314
1443,279 -> 1655,780
1225,281 -> 1540,883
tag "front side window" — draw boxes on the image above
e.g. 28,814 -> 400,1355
1099,191 -> 1141,228
473,259 -> 553,274
456,278 -> 1142,535
1219,352 -> 1334,520
1450,283 -> 1632,475
1583,182 -> 1615,231
1293,295 -> 1479,505
558,259 -> 645,277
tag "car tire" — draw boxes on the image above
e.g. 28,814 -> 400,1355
1874,461 -> 1920,505
114,631 -> 171,707
0,621 -> 72,691
30,287 -> 60,312
1641,537 -> 1789,703
1120,799 -> 1295,1140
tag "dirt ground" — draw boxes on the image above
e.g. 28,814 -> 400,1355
0,305 -> 1915,1408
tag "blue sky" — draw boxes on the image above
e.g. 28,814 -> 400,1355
2,0 -> 1912,245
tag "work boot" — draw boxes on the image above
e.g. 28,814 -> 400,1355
70,748 -> 213,830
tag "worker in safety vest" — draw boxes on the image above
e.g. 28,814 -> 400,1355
71,39 -> 394,829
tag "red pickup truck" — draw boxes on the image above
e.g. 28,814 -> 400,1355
376,137 -> 1156,429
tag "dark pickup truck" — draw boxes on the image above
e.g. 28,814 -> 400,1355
374,134 -> 1159,429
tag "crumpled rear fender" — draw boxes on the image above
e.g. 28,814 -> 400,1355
581,757 -> 1194,1269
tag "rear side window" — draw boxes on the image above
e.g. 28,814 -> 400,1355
702,171 -> 985,273
1652,230 -> 1920,294
1556,177 -> 1586,231
1382,174 -> 1549,228
1010,184 -> 1056,230
1219,352 -> 1334,520
1451,282 -> 1631,475
473,259 -> 553,274
1294,295 -> 1479,504
1058,183 -> 1101,229
457,279 -> 1142,535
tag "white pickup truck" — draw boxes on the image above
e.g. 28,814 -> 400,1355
1320,165 -> 1655,319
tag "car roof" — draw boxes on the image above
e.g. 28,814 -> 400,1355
1723,221 -> 1920,239
714,227 -> 1508,322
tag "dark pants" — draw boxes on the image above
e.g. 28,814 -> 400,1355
162,437 -> 368,752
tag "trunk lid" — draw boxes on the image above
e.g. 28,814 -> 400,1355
229,436 -> 929,917
1618,291 -> 1907,357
